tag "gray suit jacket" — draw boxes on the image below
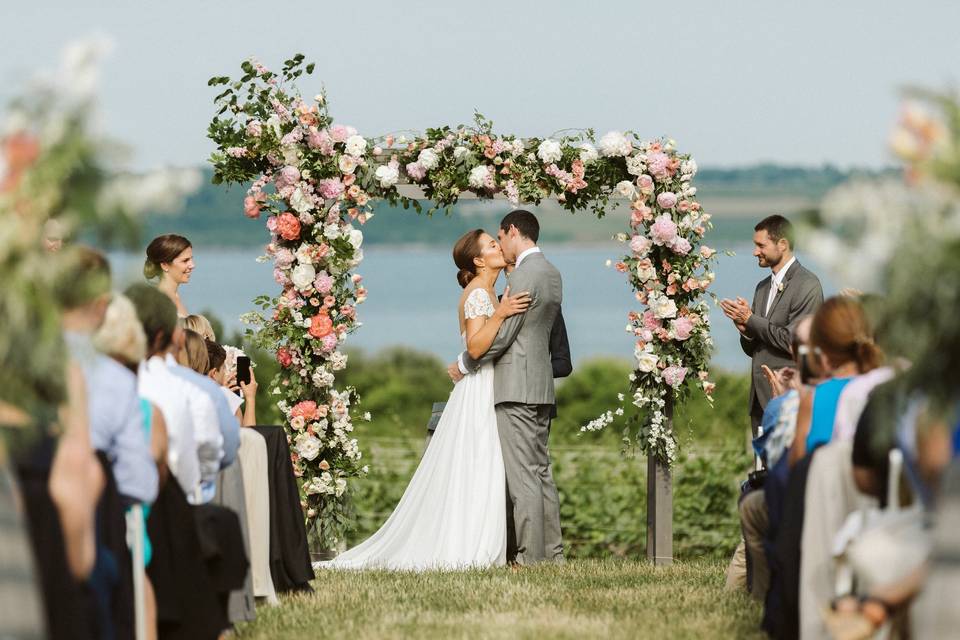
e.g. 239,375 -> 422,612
739,260 -> 823,411
461,251 -> 563,406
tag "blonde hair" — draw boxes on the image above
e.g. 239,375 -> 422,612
94,295 -> 147,364
183,314 -> 216,341
180,329 -> 210,374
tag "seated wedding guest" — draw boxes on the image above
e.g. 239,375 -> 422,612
772,296 -> 881,639
62,248 -> 158,505
143,234 -> 193,318
206,340 -> 258,426
183,313 -> 216,341
125,284 -> 203,501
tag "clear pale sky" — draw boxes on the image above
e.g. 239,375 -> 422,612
3,0 -> 958,171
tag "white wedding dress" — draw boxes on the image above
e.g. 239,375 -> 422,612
316,288 -> 506,570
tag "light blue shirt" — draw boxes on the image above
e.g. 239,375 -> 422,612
65,331 -> 159,503
166,359 -> 240,501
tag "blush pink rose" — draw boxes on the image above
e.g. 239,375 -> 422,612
276,347 -> 293,368
657,192 -> 678,209
276,165 -> 300,189
671,316 -> 695,341
699,245 -> 716,259
329,124 -> 350,143
243,196 -> 261,219
662,365 -> 688,388
314,271 -> 334,294
276,212 -> 301,241
636,174 -> 655,194
629,234 -> 652,256
642,310 -> 662,331
650,214 -> 678,246
405,161 -> 427,181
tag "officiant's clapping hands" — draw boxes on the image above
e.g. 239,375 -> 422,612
719,296 -> 752,333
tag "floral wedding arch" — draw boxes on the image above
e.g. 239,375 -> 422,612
208,55 -> 718,551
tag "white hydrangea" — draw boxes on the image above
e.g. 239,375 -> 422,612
468,164 -> 491,189
626,154 -> 646,176
324,223 -> 341,240
681,159 -> 698,177
418,148 -> 439,170
312,367 -> 335,388
579,143 -> 599,164
453,146 -> 469,160
599,131 -> 632,157
511,139 -> 525,155
537,139 -> 563,164
289,186 -> 313,214
329,351 -> 348,371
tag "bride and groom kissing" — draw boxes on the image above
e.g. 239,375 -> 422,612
316,209 -> 569,571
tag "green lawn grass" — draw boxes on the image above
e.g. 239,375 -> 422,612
236,559 -> 762,640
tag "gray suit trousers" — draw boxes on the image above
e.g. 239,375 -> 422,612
496,402 -> 563,564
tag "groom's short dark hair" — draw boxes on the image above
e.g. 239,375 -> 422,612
500,210 -> 539,243
755,214 -> 794,248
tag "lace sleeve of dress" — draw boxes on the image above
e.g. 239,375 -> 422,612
463,288 -> 495,320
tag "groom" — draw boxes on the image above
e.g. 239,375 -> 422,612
449,209 -> 564,565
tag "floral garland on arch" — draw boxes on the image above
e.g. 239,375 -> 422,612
207,54 -> 717,542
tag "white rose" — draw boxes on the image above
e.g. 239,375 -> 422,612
636,262 -> 657,282
345,134 -> 367,157
324,223 -> 340,240
282,146 -> 300,166
291,263 -> 316,291
683,185 -> 697,197
650,294 -> 678,320
334,478 -> 347,496
348,228 -> 363,249
599,131 -> 632,157
615,180 -> 637,199
579,143 -> 599,164
294,433 -> 321,461
289,186 -> 313,214
266,114 -> 282,138
511,139 -> 525,155
338,155 -> 357,174
418,148 -> 439,170
537,139 -> 562,164
375,162 -> 399,187
635,345 -> 659,373
453,146 -> 469,160
295,244 -> 313,265
468,165 -> 490,189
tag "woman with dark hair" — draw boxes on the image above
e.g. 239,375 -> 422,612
143,234 -> 193,318
318,228 -> 529,570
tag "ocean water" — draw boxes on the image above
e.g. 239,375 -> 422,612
109,244 -> 835,373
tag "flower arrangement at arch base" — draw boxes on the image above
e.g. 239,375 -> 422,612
207,54 -> 719,545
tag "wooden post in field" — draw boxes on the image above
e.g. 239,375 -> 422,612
646,400 -> 673,566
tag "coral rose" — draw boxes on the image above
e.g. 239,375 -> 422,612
276,212 -> 301,241
308,312 -> 334,339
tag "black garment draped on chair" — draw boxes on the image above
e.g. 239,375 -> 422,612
251,425 -> 314,592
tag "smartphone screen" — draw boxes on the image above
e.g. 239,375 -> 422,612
237,356 -> 252,386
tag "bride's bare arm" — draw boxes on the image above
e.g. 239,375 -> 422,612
465,287 -> 529,360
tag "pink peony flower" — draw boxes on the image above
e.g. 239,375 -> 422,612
650,214 -> 678,246
671,316 -> 695,341
657,192 -> 678,209
266,216 -> 278,233
308,312 -> 334,339
276,165 -> 301,189
317,178 -> 345,199
307,128 -> 335,155
646,151 -> 669,178
329,124 -> 350,143
276,347 -> 293,368
243,196 -> 261,219
670,236 -> 692,256
274,248 -> 295,269
314,271 -> 334,294
405,161 -> 427,181
662,365 -> 688,388
321,333 -> 338,352
642,310 -> 663,331
629,234 -> 652,256
276,212 -> 301,241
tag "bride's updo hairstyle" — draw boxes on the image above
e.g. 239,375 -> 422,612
452,228 -> 485,289
811,296 -> 883,374
144,234 -> 191,281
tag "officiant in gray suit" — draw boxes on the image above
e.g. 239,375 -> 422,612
448,210 -> 565,565
720,214 -> 824,436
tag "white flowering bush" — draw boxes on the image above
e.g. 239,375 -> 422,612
208,55 -> 718,541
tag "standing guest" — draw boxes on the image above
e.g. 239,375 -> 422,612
721,215 -> 825,437
143,234 -> 193,318
721,215 -> 823,592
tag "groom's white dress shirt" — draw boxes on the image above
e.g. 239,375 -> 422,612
457,246 -> 542,375
765,256 -> 796,315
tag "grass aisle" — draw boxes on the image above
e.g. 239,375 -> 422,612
237,559 -> 762,639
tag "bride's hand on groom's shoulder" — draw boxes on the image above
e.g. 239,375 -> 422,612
496,286 -> 530,320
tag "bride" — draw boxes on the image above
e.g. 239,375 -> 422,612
316,229 -> 529,570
